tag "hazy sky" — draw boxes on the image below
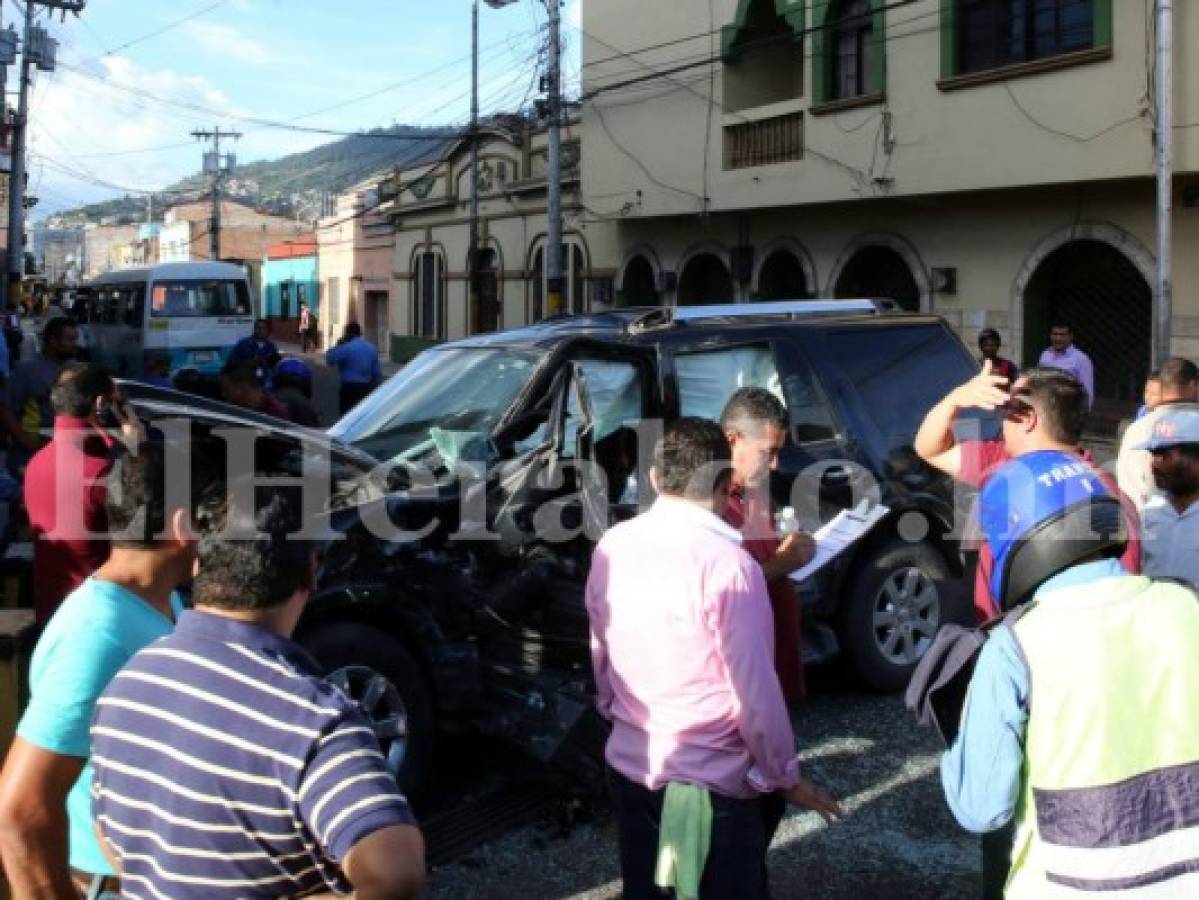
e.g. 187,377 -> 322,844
22,0 -> 582,216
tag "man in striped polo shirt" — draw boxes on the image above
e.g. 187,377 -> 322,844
91,489 -> 425,898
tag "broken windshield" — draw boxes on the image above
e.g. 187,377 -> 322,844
330,347 -> 545,468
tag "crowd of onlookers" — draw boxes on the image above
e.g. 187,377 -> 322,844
0,309 -> 1193,898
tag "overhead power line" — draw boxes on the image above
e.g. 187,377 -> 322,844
74,0 -> 231,65
54,60 -> 468,140
53,33 -> 529,161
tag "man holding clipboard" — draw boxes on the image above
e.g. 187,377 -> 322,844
719,388 -> 816,703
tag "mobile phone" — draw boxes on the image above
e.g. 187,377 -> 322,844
98,397 -> 127,429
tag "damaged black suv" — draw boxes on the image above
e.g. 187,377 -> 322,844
126,300 -> 981,793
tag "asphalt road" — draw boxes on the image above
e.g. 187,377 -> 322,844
423,664 -> 981,900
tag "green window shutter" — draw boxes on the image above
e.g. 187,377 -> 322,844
868,0 -> 886,94
812,0 -> 832,102
940,0 -> 957,79
1093,0 -> 1113,48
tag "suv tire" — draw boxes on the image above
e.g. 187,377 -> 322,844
303,623 -> 435,801
840,538 -> 970,693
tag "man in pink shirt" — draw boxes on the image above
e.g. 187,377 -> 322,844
586,418 -> 841,899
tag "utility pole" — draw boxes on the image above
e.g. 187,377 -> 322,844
1154,0 -> 1173,368
5,0 -> 79,306
469,0 -> 479,333
0,8 -> 8,307
545,0 -> 564,317
471,0 -> 517,333
191,126 -> 241,262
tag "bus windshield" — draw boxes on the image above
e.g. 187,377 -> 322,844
150,279 -> 250,318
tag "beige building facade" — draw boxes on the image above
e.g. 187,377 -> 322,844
317,174 -> 397,353
377,119 -> 619,346
581,0 -> 1199,422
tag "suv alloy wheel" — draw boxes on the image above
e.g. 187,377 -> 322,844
840,538 -> 971,692
303,623 -> 435,801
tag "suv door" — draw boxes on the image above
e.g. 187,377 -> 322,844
490,343 -> 657,550
804,322 -> 979,690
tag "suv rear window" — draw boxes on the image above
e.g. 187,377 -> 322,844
826,325 -> 977,450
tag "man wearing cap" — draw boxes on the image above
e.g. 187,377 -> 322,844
1116,356 -> 1198,512
1139,408 -> 1199,589
941,450 -> 1199,898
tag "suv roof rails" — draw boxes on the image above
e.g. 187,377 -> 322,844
627,298 -> 894,332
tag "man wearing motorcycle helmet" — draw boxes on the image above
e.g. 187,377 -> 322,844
941,450 -> 1199,899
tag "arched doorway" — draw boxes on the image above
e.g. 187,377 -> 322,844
1022,239 -> 1151,425
756,248 -> 811,300
833,245 -> 920,311
619,254 -> 659,306
678,253 -> 734,306
472,247 -> 500,334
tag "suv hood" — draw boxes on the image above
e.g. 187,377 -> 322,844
118,380 -> 387,509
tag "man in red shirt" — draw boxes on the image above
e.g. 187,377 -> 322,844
719,388 -> 815,703
915,364 -> 1141,623
24,364 -> 143,622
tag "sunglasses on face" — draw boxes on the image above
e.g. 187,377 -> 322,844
999,389 -> 1033,418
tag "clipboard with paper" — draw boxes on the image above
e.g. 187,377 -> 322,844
789,500 -> 889,583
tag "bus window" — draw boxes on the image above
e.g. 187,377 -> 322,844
101,288 -> 121,325
71,289 -> 92,323
123,287 -> 145,327
149,280 -> 250,318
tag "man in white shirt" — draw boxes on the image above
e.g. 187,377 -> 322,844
1117,357 -> 1198,512
1140,408 -> 1199,589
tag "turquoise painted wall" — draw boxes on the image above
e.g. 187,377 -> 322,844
262,255 -> 319,319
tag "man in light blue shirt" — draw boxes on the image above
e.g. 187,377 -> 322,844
326,322 -> 383,415
941,556 -> 1127,831
0,443 -> 212,898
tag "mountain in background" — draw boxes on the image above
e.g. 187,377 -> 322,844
41,124 -> 456,228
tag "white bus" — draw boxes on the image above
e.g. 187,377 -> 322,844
74,262 -> 254,382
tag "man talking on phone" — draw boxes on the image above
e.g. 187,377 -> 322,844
23,363 -> 143,623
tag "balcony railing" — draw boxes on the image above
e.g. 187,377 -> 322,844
724,111 -> 804,170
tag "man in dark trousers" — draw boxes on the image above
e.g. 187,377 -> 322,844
587,418 -> 841,899
326,322 -> 382,416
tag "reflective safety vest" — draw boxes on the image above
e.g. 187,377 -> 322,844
1007,575 -> 1199,898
